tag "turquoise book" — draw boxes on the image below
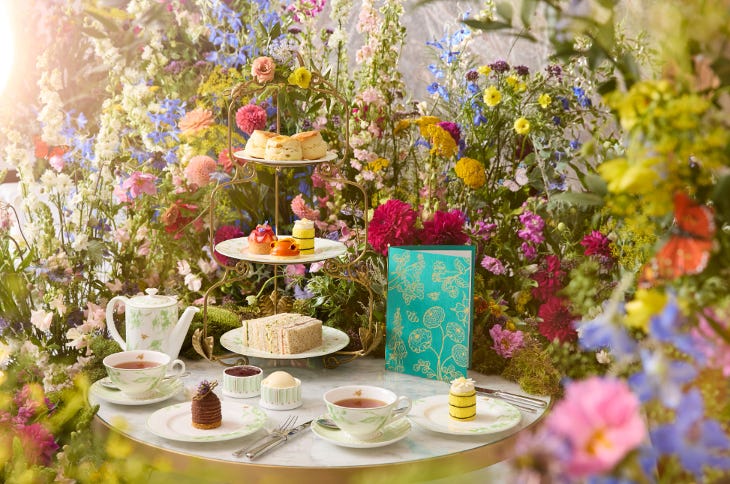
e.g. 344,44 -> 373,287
385,245 -> 476,382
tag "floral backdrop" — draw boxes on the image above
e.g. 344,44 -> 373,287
0,0 -> 729,482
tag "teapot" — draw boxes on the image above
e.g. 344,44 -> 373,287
106,288 -> 200,361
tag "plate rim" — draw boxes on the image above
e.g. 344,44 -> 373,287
146,400 -> 267,442
409,394 -> 522,436
214,236 -> 347,264
89,378 -> 183,406
233,150 -> 338,167
310,414 -> 411,448
219,325 -> 350,359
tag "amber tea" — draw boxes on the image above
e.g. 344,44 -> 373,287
335,397 -> 387,408
113,360 -> 159,370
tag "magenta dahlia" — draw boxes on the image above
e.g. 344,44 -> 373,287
214,225 -> 245,265
367,199 -> 418,256
236,104 -> 267,135
419,209 -> 469,246
537,296 -> 578,343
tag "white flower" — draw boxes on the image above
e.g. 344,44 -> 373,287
184,273 -> 202,292
49,295 -> 67,316
0,341 -> 12,367
31,309 -> 54,332
55,173 -> 73,195
65,327 -> 88,350
197,257 -> 218,276
596,349 -> 612,364
71,233 -> 89,252
177,260 -> 191,276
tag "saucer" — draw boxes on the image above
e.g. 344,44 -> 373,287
90,378 -> 183,406
310,415 -> 411,448
409,395 -> 522,435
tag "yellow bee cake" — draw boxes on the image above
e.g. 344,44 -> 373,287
292,218 -> 315,255
449,377 -> 476,421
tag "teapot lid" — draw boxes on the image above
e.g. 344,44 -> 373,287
130,288 -> 177,308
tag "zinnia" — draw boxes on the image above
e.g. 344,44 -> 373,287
537,296 -> 578,343
288,67 -> 312,89
236,104 -> 267,135
184,155 -> 217,188
214,225 -> 245,265
419,209 -> 469,246
546,376 -> 646,478
251,56 -> 276,83
367,199 -> 418,256
179,107 -> 214,135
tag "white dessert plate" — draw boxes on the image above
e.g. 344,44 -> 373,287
410,395 -> 522,435
146,401 -> 266,442
89,378 -> 183,406
214,236 -> 347,264
233,150 -> 337,168
220,326 -> 350,359
311,415 -> 411,448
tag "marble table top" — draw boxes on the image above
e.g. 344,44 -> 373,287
92,356 -> 550,473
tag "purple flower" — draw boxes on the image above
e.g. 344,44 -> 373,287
489,324 -> 525,357
546,64 -> 563,79
489,60 -> 510,73
628,348 -> 696,408
517,210 -> 545,244
576,307 -> 637,361
521,241 -> 537,260
437,121 -> 461,144
651,389 -> 730,478
514,65 -> 529,76
465,70 -> 479,81
481,255 -> 506,275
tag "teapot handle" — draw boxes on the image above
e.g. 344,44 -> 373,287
106,295 -> 128,350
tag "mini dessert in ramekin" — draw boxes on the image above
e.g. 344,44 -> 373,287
259,370 -> 302,410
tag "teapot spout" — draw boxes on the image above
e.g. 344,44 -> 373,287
169,306 -> 200,360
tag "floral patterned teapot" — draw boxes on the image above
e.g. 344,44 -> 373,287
105,288 -> 200,361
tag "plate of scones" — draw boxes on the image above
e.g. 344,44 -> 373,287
234,129 -> 336,167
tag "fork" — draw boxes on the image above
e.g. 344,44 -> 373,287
232,415 -> 298,458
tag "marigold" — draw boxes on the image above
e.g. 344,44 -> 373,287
288,67 -> 312,89
483,86 -> 501,107
424,124 -> 457,158
415,116 -> 440,137
514,117 -> 531,135
454,157 -> 486,189
368,157 -> 390,172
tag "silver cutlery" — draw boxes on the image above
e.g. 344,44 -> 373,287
474,386 -> 548,412
234,416 -> 312,460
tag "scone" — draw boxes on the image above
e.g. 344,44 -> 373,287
291,130 -> 328,160
265,135 -> 303,161
244,130 -> 277,158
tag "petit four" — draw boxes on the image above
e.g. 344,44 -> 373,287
270,238 -> 300,257
448,377 -> 476,421
248,223 -> 277,255
292,219 -> 315,255
191,380 -> 222,429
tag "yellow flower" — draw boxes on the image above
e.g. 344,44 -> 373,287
513,117 -> 530,135
415,116 -> 440,137
506,75 -> 518,87
394,119 -> 411,135
483,86 -> 501,107
477,65 -> 492,76
598,157 -> 659,195
538,93 -> 551,109
287,67 -> 312,89
424,124 -> 457,158
454,157 -> 486,189
368,157 -> 390,172
516,82 -> 527,93
625,289 -> 667,332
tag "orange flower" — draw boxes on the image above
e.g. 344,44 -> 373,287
251,56 -> 276,83
179,107 -> 214,136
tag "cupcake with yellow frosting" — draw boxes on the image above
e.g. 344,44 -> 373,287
448,377 -> 476,421
292,219 -> 315,255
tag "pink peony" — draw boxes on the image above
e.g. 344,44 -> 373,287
236,104 -> 267,135
489,324 -> 525,358
419,209 -> 469,246
251,56 -> 276,83
184,155 -> 217,188
546,376 -> 646,478
537,296 -> 578,343
179,107 -> 214,135
121,171 -> 158,199
291,194 -> 321,221
214,225 -> 245,265
368,199 -> 418,256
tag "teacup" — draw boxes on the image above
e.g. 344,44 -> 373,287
324,385 -> 411,440
222,365 -> 263,398
103,350 -> 186,397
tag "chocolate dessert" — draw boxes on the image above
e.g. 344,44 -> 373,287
191,380 -> 222,430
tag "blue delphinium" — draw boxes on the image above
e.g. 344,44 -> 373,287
576,304 -> 637,362
147,98 -> 185,145
628,348 -> 696,408
651,389 -> 730,479
572,86 -> 592,107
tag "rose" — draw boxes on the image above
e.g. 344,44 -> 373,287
251,56 -> 276,83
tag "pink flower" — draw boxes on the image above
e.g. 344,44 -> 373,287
84,302 -> 105,330
481,255 -> 506,275
437,121 -> 461,143
286,0 -> 326,22
251,56 -> 276,83
214,225 -> 245,265
419,209 -> 469,246
489,324 -> 525,358
532,255 -> 565,302
236,104 -> 267,135
546,377 -> 646,477
368,199 -> 418,256
121,171 -> 158,198
691,309 -> 730,377
581,230 -> 614,262
15,422 -> 59,466
537,296 -> 578,343
179,107 -> 214,135
49,154 -> 64,172
184,155 -> 217,188
291,194 -> 321,221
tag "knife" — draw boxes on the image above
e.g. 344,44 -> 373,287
241,419 -> 313,460
474,386 -> 548,408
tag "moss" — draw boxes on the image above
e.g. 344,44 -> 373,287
471,345 -> 508,375
86,336 -> 122,383
502,342 -> 563,397
180,305 -> 248,359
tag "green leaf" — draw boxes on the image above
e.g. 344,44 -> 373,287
583,173 -> 608,197
496,2 -> 514,22
520,0 -> 538,27
550,191 -> 605,207
598,77 -> 618,95
711,174 -> 730,219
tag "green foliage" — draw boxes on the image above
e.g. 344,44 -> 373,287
180,306 -> 245,359
546,340 -> 607,381
503,342 -> 563,397
86,336 -> 123,383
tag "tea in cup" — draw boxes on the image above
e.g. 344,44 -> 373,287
323,385 -> 411,440
103,350 -> 186,397
222,365 -> 263,398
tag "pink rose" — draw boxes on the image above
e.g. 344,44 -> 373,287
251,56 -> 276,83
